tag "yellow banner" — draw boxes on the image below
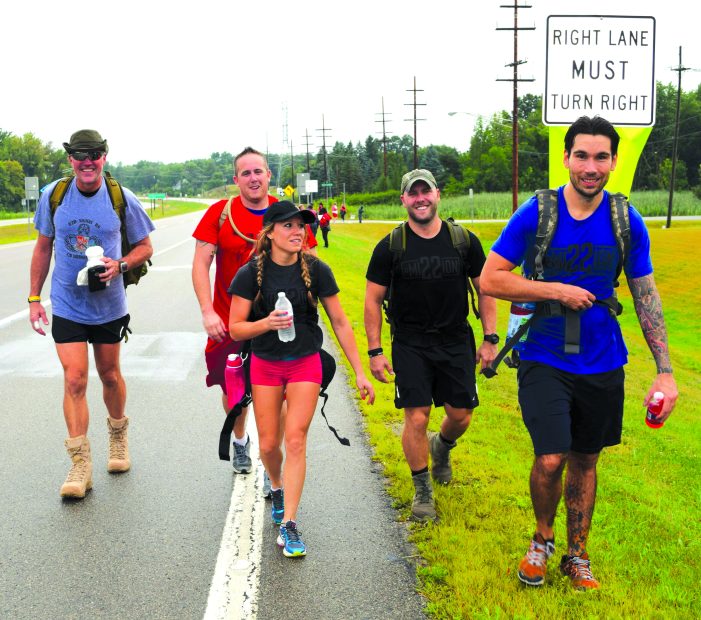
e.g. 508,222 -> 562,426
548,126 -> 652,197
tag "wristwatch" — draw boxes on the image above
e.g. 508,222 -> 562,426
483,333 -> 499,344
119,261 -> 128,274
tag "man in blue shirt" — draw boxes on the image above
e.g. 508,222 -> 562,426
29,129 -> 154,499
480,116 -> 678,590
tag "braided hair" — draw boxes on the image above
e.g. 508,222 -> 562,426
253,222 -> 317,314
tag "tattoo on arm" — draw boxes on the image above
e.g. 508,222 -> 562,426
196,240 -> 217,256
629,274 -> 672,373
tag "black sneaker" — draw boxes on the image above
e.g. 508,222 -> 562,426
271,488 -> 284,525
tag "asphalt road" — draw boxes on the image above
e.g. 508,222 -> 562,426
0,209 -> 426,619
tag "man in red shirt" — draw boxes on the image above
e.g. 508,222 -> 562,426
192,147 -> 317,491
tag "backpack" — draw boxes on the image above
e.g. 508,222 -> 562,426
49,172 -> 151,287
383,218 -> 480,335
482,189 -> 630,378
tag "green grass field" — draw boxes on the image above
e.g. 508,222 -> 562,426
316,221 -> 701,619
0,200 -> 207,245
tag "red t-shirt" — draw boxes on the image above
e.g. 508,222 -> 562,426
192,195 -> 318,324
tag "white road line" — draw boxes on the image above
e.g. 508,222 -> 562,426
204,416 -> 265,620
0,300 -> 52,329
0,237 -> 193,330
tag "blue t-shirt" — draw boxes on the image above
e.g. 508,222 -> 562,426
491,186 -> 652,373
34,179 -> 155,324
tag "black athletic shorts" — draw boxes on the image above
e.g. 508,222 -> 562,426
392,336 -> 478,410
52,314 -> 131,344
517,360 -> 625,455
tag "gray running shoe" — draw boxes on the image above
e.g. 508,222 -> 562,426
232,436 -> 252,474
429,432 -> 456,484
410,471 -> 437,522
262,470 -> 272,499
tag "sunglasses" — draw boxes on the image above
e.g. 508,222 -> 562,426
70,151 -> 104,161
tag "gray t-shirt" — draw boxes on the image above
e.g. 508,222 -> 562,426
228,257 -> 339,361
34,178 -> 155,324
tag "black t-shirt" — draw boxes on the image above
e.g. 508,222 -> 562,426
228,256 -> 339,360
366,221 -> 486,341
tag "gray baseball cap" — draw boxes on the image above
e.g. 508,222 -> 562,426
400,169 -> 437,194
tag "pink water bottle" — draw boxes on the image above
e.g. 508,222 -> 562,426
225,353 -> 245,410
645,391 -> 665,429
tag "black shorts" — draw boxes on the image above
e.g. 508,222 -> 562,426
517,360 -> 625,455
52,314 -> 131,344
392,337 -> 478,410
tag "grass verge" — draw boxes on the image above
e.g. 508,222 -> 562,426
316,220 -> 701,619
0,200 -> 206,245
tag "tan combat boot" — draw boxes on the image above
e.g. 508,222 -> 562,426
60,436 -> 93,498
107,416 -> 130,473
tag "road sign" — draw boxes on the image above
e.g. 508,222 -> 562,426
25,176 -> 39,201
305,179 -> 318,194
296,173 -> 310,194
284,185 -> 294,197
543,15 -> 656,126
321,182 -> 333,187
147,193 -> 167,199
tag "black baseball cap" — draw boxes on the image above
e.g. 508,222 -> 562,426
264,201 -> 316,226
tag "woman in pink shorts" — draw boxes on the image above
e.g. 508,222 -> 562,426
228,201 -> 374,557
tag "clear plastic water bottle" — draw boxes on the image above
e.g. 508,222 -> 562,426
275,292 -> 296,342
224,353 -> 245,410
645,391 -> 665,429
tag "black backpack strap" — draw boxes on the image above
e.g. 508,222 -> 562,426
318,388 -> 350,446
533,189 -> 559,281
482,315 -> 535,378
383,223 -> 405,334
446,218 -> 479,320
609,192 -> 630,288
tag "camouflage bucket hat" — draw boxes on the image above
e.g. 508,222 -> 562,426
63,129 -> 108,154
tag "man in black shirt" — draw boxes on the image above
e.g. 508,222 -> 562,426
364,169 -> 497,521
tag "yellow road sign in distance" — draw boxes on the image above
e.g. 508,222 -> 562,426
284,185 -> 294,197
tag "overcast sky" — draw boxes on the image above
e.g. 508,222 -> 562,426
2,0 -> 700,165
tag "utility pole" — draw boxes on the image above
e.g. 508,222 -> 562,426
667,46 -> 691,228
404,76 -> 426,169
316,114 -> 332,199
302,128 -> 313,171
290,141 -> 295,200
497,3 -> 535,213
375,96 -> 392,178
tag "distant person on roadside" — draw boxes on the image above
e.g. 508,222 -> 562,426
191,147 -> 317,495
340,203 -> 347,221
228,201 -> 374,557
331,202 -> 339,219
319,206 -> 332,248
306,204 -> 319,238
364,168 -> 497,522
479,115 -> 678,591
29,129 -> 154,499
358,205 -> 365,223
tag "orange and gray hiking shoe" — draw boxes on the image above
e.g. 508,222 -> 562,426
518,533 -> 555,586
559,553 -> 600,591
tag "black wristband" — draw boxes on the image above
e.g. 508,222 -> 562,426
368,348 -> 384,357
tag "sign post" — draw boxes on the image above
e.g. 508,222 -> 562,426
543,15 -> 656,195
24,176 -> 39,226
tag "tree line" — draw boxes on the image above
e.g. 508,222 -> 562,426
1,82 -> 700,211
